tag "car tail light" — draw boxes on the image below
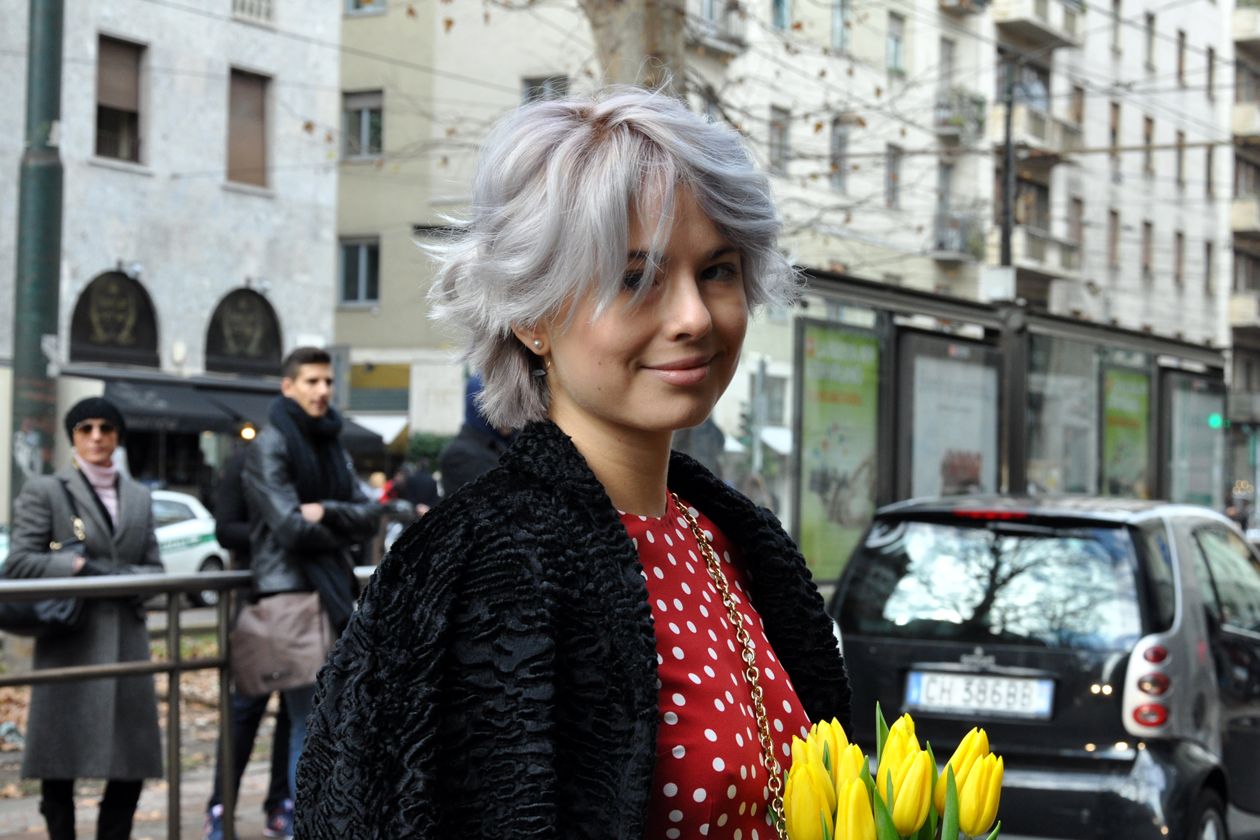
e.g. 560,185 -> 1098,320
951,510 -> 1029,520
1137,673 -> 1170,695
1142,646 -> 1168,663
1133,704 -> 1168,726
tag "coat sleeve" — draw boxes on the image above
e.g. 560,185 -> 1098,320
319,456 -> 382,543
5,478 -> 79,579
213,454 -> 252,554
243,435 -> 345,552
294,500 -> 560,840
137,488 -> 163,572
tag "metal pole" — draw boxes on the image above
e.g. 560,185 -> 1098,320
219,592 -> 236,840
9,0 -> 65,512
1000,54 -> 1017,268
752,357 -> 767,474
168,597 -> 182,840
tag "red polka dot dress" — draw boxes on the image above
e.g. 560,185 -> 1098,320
621,493 -> 811,840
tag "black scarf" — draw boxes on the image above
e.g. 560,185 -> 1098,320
267,397 -> 359,632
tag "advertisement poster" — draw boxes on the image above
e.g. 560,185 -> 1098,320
1102,367 -> 1151,498
1168,375 -> 1224,509
797,322 -> 879,581
910,354 -> 999,498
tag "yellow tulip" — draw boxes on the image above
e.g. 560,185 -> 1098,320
786,758 -> 836,840
958,754 -> 1004,837
889,713 -> 916,740
890,750 -> 934,837
835,743 -> 867,788
810,719 -> 851,785
875,726 -> 921,804
834,777 -> 877,840
792,735 -> 810,770
934,728 -> 990,815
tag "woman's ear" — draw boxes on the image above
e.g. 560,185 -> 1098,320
510,325 -> 548,356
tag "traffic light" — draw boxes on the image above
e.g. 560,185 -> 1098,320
1208,413 -> 1224,429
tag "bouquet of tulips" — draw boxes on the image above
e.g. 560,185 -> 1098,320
783,704 -> 1003,840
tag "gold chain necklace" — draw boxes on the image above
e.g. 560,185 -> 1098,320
669,492 -> 789,840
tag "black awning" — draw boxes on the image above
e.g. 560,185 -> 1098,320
201,388 -> 276,428
105,380 -> 238,433
340,418 -> 387,454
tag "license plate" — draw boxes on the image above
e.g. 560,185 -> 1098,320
905,671 -> 1054,719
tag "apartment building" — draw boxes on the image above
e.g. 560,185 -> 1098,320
0,0 -> 343,514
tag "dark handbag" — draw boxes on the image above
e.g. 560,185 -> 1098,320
0,478 -> 88,639
231,592 -> 333,697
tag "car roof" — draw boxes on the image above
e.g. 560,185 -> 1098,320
875,494 -> 1219,525
151,490 -> 212,518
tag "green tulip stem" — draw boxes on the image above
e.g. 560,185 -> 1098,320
941,766 -> 960,840
876,702 -> 890,765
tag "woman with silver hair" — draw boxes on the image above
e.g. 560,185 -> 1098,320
295,87 -> 850,840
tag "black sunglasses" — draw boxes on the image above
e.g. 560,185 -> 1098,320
73,421 -> 117,435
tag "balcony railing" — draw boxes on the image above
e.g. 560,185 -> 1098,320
1233,195 -> 1260,236
233,0 -> 274,24
1235,102 -> 1260,138
1237,6 -> 1260,47
686,0 -> 746,53
934,211 -> 986,260
992,0 -> 1083,49
939,0 -> 988,13
935,89 -> 986,144
986,226 -> 1081,280
987,104 -> 1076,165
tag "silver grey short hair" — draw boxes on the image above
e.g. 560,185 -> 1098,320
428,86 -> 800,430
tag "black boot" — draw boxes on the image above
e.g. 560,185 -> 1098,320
39,779 -> 76,840
96,780 -> 142,840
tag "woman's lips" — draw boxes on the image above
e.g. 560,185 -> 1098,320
644,356 -> 714,386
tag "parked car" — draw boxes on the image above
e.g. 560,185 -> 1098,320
827,496 -> 1260,840
151,490 -> 227,607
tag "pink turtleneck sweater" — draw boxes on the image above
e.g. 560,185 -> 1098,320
73,452 -> 118,526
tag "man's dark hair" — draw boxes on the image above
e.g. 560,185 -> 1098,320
282,346 -> 333,380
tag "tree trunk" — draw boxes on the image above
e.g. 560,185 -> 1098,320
577,0 -> 687,96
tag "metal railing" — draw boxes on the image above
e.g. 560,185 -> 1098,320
0,572 -> 249,840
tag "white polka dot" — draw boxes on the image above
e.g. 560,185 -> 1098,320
689,673 -> 702,685
714,698 -> 725,711
672,745 -> 686,759
708,629 -> 718,641
800,726 -> 809,738
726,691 -> 735,703
782,743 -> 790,757
646,531 -> 655,543
741,765 -> 748,779
669,810 -> 683,823
664,783 -> 678,797
672,646 -> 685,660
765,667 -> 775,680
699,605 -> 709,617
673,599 -> 684,610
677,516 -> 687,527
687,621 -> 697,633
689,506 -> 700,517
727,786 -> 737,800
672,692 -> 686,706
702,590 -> 712,602
632,538 -> 638,549
736,733 -> 744,747
653,567 -> 665,579
705,728 -> 718,741
768,650 -> 776,662
719,814 -> 730,826
664,711 -> 678,724
753,831 -> 759,840
667,831 -> 680,840
682,583 -> 692,595
739,803 -> 747,815
728,639 -> 737,652
703,530 -> 713,540
782,700 -> 793,714
687,563 -> 697,574
669,622 -> 680,634
751,803 -> 758,816
774,719 -> 783,732
704,666 -> 716,677
713,757 -> 725,772
656,654 -> 664,665
677,529 -> 686,541
640,571 -> 648,580
694,788 -> 708,802
700,825 -> 710,836
708,648 -> 718,660
657,599 -> 668,612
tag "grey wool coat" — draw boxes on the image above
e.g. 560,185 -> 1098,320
5,461 -> 164,780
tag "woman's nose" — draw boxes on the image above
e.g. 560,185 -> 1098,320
666,275 -> 713,340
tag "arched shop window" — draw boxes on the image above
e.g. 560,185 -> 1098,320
69,272 -> 159,367
205,289 -> 283,376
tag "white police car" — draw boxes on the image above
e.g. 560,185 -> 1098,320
151,490 -> 227,607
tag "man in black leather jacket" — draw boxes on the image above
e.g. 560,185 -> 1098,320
241,347 -> 381,821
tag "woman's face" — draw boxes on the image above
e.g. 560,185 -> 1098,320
535,189 -> 748,438
72,418 -> 119,467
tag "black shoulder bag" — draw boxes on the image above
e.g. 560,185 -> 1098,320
0,479 -> 88,639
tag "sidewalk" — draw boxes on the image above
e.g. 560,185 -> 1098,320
0,760 -> 277,840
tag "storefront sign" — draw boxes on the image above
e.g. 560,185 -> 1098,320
1102,367 -> 1151,498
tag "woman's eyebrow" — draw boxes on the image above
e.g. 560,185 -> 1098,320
710,246 -> 738,260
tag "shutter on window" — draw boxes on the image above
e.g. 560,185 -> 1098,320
98,37 -> 140,112
229,70 -> 267,186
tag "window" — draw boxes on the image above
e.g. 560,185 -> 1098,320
1070,86 -> 1085,125
1206,145 -> 1215,196
228,69 -> 268,186
1144,13 -> 1155,68
1193,526 -> 1260,632
1015,178 -> 1050,230
346,0 -> 385,11
887,13 -> 905,74
1208,47 -> 1216,99
1069,197 -> 1084,245
96,36 -> 142,163
830,116 -> 848,192
832,0 -> 850,52
1237,154 -> 1260,196
769,107 -> 789,176
1112,0 -> 1122,50
751,374 -> 788,425
1174,231 -> 1185,283
1239,61 -> 1260,104
886,145 -> 902,208
1109,102 -> 1120,153
1177,30 -> 1186,84
1108,210 -> 1120,266
152,499 -> 195,527
1237,250 -> 1260,292
772,0 -> 790,30
523,76 -> 568,103
343,91 -> 382,158
1205,241 -> 1215,293
1143,117 -> 1154,172
1176,130 -> 1186,185
1141,221 -> 1153,275
939,38 -> 955,91
340,240 -> 380,304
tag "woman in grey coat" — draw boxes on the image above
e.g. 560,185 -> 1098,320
5,397 -> 163,840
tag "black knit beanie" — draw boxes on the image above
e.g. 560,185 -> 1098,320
64,396 -> 127,442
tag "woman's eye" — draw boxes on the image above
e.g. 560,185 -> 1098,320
622,271 -> 645,290
702,263 -> 739,281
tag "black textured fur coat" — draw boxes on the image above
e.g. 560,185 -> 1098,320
295,421 -> 851,840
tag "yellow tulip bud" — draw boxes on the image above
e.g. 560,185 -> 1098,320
792,735 -> 810,771
958,754 -> 1004,838
934,728 -> 990,815
786,759 -> 837,840
810,718 -> 852,786
889,713 -> 916,740
891,750 -> 933,837
875,727 -> 920,804
835,743 -> 867,789
834,777 -> 877,840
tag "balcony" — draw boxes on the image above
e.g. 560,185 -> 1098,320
686,0 -> 746,55
232,0 -> 273,24
1236,103 -> 1260,139
992,0 -> 1083,50
988,104 -> 1074,166
1233,196 -> 1260,237
1231,292 -> 1260,329
986,225 -> 1081,281
935,89 -> 986,144
1236,5 -> 1260,51
933,211 -> 986,261
940,0 -> 989,14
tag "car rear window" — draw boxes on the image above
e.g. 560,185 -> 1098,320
837,518 -> 1144,651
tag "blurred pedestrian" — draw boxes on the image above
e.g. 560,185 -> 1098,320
203,445 -> 292,840
6,397 -> 163,840
437,373 -> 516,496
399,463 -> 440,517
241,348 -> 381,806
296,88 -> 850,839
